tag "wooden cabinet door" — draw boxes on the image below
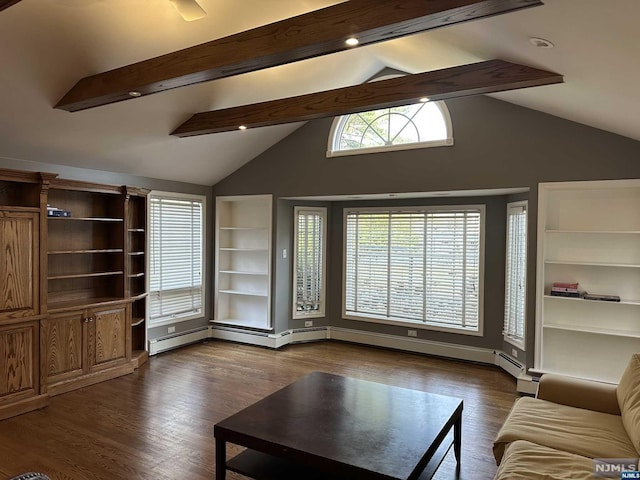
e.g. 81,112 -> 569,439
87,305 -> 129,373
41,311 -> 85,386
0,210 -> 39,321
0,321 -> 39,406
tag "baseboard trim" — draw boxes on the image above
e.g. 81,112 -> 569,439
149,327 -> 209,355
328,327 -> 496,364
153,324 -> 535,393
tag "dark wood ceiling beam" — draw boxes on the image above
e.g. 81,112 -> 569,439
0,0 -> 22,12
55,0 -> 543,112
171,59 -> 562,137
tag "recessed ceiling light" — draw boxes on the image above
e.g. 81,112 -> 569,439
345,37 -> 359,47
128,91 -> 142,97
529,37 -> 554,49
419,97 -> 429,103
238,125 -> 247,130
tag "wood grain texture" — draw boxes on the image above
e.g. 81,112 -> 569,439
41,312 -> 85,384
0,211 -> 38,320
0,340 -> 520,480
55,0 -> 542,112
0,0 -> 21,13
91,307 -> 127,367
0,324 -> 33,396
172,59 -> 563,136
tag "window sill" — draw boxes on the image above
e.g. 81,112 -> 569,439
503,334 -> 525,351
293,312 -> 325,320
149,312 -> 204,328
327,138 -> 453,158
343,313 -> 483,337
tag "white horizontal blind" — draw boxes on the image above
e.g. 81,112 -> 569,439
149,193 -> 204,324
345,207 -> 482,331
294,208 -> 326,317
503,202 -> 527,345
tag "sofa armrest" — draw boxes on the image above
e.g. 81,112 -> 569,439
537,373 -> 620,415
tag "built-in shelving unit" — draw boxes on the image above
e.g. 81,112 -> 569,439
0,169 -> 52,420
46,184 -> 126,310
214,195 -> 272,331
535,179 -> 640,383
0,168 -> 150,419
125,187 -> 149,367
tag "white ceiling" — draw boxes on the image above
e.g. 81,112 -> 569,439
1,0 -> 638,186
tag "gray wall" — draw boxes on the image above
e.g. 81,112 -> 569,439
0,156 -> 213,341
213,95 -> 640,365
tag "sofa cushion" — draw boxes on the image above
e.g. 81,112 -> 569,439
617,352 -> 640,453
493,397 -> 636,464
495,440 -> 595,480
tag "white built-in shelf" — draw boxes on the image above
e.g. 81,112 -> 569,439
543,295 -> 640,306
536,179 -> 640,385
212,318 -> 272,331
128,228 -> 145,233
128,251 -> 145,256
544,260 -> 640,268
546,229 -> 640,234
543,323 -> 640,338
128,272 -> 145,278
219,289 -> 268,297
219,270 -> 268,276
216,194 -> 272,331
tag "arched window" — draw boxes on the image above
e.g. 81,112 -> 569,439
327,100 -> 453,157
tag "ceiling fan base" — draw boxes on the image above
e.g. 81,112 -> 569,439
169,0 -> 206,21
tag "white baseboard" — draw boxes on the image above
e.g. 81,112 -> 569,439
328,327 -> 496,364
154,324 -> 536,393
148,327 -> 209,355
209,325 -> 277,347
516,374 -> 539,395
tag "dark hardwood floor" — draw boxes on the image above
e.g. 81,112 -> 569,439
0,340 -> 519,480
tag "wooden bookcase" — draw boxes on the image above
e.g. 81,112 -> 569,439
214,195 -> 272,330
0,169 -> 150,417
125,186 -> 149,368
535,179 -> 640,383
0,169 -> 53,420
46,181 -> 126,310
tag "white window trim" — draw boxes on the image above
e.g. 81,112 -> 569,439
326,101 -> 454,158
503,200 -> 527,350
341,204 -> 485,336
148,190 -> 206,327
292,207 -> 327,320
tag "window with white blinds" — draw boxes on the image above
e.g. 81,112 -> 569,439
293,207 -> 326,318
149,192 -> 205,326
344,206 -> 484,333
503,201 -> 527,348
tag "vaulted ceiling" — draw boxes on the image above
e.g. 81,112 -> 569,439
1,0 -> 638,185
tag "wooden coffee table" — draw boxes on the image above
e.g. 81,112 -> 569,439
214,371 -> 463,480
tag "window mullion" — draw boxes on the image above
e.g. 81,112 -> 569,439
461,213 -> 468,328
386,213 -> 392,318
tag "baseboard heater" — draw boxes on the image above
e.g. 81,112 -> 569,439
495,351 -> 524,377
494,351 -> 538,395
148,327 -> 209,355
